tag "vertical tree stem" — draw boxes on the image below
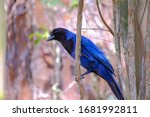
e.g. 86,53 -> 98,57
96,0 -> 114,36
126,0 -> 137,99
75,0 -> 87,100
0,0 -> 6,99
145,0 -> 150,99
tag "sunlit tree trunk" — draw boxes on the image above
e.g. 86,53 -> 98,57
114,0 -> 149,100
0,0 -> 6,99
135,0 -> 148,99
6,0 -> 33,99
113,0 -> 129,99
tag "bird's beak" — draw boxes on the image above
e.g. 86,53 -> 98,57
47,35 -> 55,41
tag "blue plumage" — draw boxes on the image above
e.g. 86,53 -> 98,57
47,28 -> 124,100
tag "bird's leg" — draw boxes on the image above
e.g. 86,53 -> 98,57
80,70 -> 92,79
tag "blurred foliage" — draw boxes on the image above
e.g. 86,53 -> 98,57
70,0 -> 78,10
29,27 -> 49,45
41,0 -> 78,9
31,0 -> 78,45
0,91 -> 5,100
41,0 -> 64,7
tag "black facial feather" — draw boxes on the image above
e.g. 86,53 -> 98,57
63,39 -> 74,55
50,28 -> 75,55
51,28 -> 66,39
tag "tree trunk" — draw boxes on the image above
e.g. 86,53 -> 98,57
6,0 -> 34,99
135,0 -> 148,99
113,0 -> 128,99
0,0 -> 6,99
114,0 -> 149,99
145,0 -> 150,99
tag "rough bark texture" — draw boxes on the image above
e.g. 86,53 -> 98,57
6,0 -> 33,99
126,0 -> 137,99
136,0 -> 147,100
145,0 -> 150,99
113,0 -> 128,99
75,0 -> 87,99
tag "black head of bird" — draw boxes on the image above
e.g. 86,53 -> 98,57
47,28 -> 66,41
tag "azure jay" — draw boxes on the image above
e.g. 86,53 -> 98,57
47,28 -> 124,100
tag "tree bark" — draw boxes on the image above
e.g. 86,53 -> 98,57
75,0 -> 87,99
6,0 -> 34,99
125,0 -> 137,99
135,0 -> 147,100
113,0 -> 129,99
145,0 -> 150,99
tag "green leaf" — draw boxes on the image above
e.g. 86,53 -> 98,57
0,91 -> 5,100
42,31 -> 49,39
41,0 -> 63,7
29,26 -> 49,45
34,38 -> 41,45
29,33 -> 35,40
70,0 -> 78,9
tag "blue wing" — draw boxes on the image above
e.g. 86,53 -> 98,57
80,36 -> 124,100
81,36 -> 114,74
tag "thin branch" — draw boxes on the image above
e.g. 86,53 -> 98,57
62,81 -> 76,93
91,36 -> 114,44
83,12 -> 96,32
84,5 -> 109,32
96,0 -> 114,36
83,12 -> 107,32
140,0 -> 148,26
75,0 -> 87,99
134,0 -> 147,99
74,28 -> 109,32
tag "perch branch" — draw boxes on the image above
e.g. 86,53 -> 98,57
75,0 -> 87,99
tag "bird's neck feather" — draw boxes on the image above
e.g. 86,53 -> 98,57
60,31 -> 76,56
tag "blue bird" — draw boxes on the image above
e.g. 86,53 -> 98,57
47,28 -> 124,100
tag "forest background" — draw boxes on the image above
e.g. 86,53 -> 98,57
0,0 -> 150,100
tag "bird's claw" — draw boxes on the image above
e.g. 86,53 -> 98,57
75,75 -> 85,82
80,75 -> 85,79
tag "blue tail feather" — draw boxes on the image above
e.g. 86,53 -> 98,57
107,75 -> 124,100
